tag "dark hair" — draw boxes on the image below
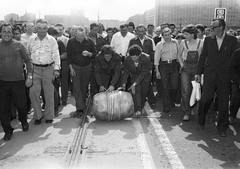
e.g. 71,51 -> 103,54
128,45 -> 142,56
195,24 -> 205,33
36,19 -> 48,25
136,24 -> 146,31
147,24 -> 154,28
90,23 -> 99,30
128,22 -> 135,29
0,23 -> 13,33
100,45 -> 115,56
169,23 -> 176,28
212,18 -> 226,31
99,23 -> 105,31
176,33 -> 185,40
13,25 -> 22,34
47,26 -> 58,36
106,27 -> 113,32
120,24 -> 128,29
55,23 -> 64,29
182,24 -> 198,39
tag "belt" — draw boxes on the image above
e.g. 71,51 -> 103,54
161,59 -> 177,64
33,62 -> 54,67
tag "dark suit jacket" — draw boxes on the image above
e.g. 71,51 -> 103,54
196,34 -> 238,83
128,36 -> 154,63
228,48 -> 240,86
95,53 -> 121,88
122,53 -> 151,85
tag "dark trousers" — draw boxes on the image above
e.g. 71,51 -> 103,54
72,64 -> 92,111
160,62 -> 179,111
147,70 -> 156,105
198,76 -> 230,132
132,77 -> 151,112
230,83 -> 240,118
61,60 -> 69,104
0,80 -> 28,133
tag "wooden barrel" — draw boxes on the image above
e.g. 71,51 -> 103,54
92,91 -> 134,121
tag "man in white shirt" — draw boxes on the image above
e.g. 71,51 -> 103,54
21,21 -> 36,42
110,24 -> 135,62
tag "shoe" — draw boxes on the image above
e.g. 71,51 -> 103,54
219,131 -> 227,137
34,117 -> 42,125
46,119 -> 53,124
183,115 -> 190,121
22,122 -> 29,131
71,110 -> 83,117
134,111 -> 141,117
175,104 -> 181,107
3,129 -> 14,141
197,124 -> 204,131
62,102 -> 67,106
229,116 -> 235,125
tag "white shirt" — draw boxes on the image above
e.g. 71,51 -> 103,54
57,35 -> 69,48
110,32 -> 135,56
21,33 -> 36,42
216,33 -> 225,50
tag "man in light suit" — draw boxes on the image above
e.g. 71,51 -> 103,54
195,18 -> 238,137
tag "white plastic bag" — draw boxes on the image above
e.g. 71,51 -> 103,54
190,81 -> 201,106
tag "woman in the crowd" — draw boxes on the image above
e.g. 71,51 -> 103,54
178,25 -> 203,121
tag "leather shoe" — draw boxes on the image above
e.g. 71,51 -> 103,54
22,122 -> 29,131
197,124 -> 204,131
34,117 -> 42,125
219,131 -> 227,137
3,129 -> 14,141
46,119 -> 53,124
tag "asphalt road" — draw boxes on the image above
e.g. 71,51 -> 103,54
0,95 -> 239,169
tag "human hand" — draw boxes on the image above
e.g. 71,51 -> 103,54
54,70 -> 60,79
99,86 -> 106,92
128,83 -> 136,95
106,85 -> 114,92
122,84 -> 126,91
195,75 -> 201,83
25,77 -> 33,88
69,66 -> 76,77
156,71 -> 161,79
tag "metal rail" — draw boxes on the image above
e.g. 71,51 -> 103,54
63,96 -> 92,169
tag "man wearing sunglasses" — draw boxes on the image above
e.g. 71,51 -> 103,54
195,18 -> 238,137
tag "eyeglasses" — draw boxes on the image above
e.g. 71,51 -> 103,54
210,25 -> 221,30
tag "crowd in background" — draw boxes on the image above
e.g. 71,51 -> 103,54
0,17 -> 240,141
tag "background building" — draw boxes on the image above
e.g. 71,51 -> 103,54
155,0 -> 240,29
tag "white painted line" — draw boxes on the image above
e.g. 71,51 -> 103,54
132,118 -> 156,169
145,103 -> 185,169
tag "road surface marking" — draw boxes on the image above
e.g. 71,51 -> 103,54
132,118 -> 156,169
145,104 -> 185,169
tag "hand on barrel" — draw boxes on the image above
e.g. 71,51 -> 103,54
122,84 -> 126,91
99,86 -> 107,92
106,85 -> 114,92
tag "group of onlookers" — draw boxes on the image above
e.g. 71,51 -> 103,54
0,17 -> 240,141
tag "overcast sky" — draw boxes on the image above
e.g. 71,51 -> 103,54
0,0 -> 155,21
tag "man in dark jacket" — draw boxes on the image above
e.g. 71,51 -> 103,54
122,45 -> 151,116
195,18 -> 238,137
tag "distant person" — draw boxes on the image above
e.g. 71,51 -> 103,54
28,19 -> 61,125
122,45 -> 151,116
95,45 -> 121,92
98,23 -> 107,38
169,23 -> 176,38
195,18 -> 238,137
0,23 -> 33,141
21,21 -> 36,42
146,24 -> 156,38
69,25 -> 77,38
153,26 -> 162,45
128,22 -> 135,34
205,27 -> 211,36
195,24 -> 205,40
13,25 -> 28,47
55,23 -> 69,106
110,24 -> 135,62
104,27 -> 114,45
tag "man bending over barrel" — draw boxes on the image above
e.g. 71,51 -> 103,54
122,45 -> 151,116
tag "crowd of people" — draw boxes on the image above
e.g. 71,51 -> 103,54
0,17 -> 240,141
